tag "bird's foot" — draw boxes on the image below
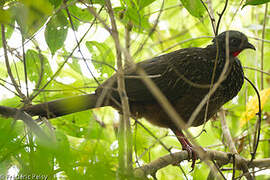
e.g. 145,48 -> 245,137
172,129 -> 198,170
181,142 -> 197,170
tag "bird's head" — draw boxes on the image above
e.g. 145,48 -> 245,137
212,30 -> 256,57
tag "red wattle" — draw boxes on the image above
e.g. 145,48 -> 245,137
233,51 -> 241,57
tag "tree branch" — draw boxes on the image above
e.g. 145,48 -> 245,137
134,149 -> 270,178
260,3 -> 268,90
0,105 -> 51,144
220,110 -> 253,180
1,24 -> 27,101
104,0 -> 133,174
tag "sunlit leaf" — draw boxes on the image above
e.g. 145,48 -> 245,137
180,0 -> 205,18
243,0 -> 270,8
68,57 -> 82,75
86,41 -> 115,76
125,6 -> 151,31
90,0 -> 105,5
68,4 -> 93,30
12,0 -> 53,36
51,111 -> 93,138
0,62 -> 8,79
25,49 -> 53,86
45,10 -> 68,55
49,0 -> 62,7
0,20 -> 15,48
240,88 -> 270,126
0,9 -> 11,24
136,0 -> 155,9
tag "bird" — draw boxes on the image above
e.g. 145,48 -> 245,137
23,30 -> 255,168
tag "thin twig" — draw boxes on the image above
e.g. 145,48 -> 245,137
220,109 -> 253,180
211,159 -> 226,180
157,36 -> 213,55
144,3 -> 182,16
250,36 -> 270,43
133,0 -> 165,58
260,3 -> 268,90
21,34 -> 29,99
228,0 -> 244,28
1,24 -> 26,101
215,0 -> 228,35
244,77 -> 262,163
220,110 -> 238,154
200,0 -> 216,35
63,0 -> 100,85
31,39 -> 45,91
134,120 -> 171,153
232,154 -> 236,180
0,82 -> 20,97
243,66 -> 270,76
105,0 -> 133,173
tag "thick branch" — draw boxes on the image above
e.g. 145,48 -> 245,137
0,105 -> 51,143
134,149 -> 270,178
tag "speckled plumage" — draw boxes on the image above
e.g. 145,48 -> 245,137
96,31 -> 255,128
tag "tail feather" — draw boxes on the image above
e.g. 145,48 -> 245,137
24,93 -> 101,118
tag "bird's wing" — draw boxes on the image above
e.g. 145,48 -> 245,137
98,47 -> 214,103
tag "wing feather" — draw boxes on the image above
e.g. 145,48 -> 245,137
97,47 -> 214,103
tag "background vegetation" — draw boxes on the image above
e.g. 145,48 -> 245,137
0,0 -> 270,179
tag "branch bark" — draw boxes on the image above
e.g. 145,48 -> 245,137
105,0 -> 133,175
134,149 -> 270,179
0,105 -> 51,144
220,110 -> 253,180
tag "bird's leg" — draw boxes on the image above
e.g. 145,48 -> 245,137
172,128 -> 197,169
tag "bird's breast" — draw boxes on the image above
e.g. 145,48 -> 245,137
217,58 -> 244,102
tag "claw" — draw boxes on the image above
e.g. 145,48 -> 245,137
182,143 -> 197,169
172,129 -> 197,170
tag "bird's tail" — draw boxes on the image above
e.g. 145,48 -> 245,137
23,93 -> 102,119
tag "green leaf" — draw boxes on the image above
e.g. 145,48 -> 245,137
49,0 -> 62,8
118,0 -> 151,31
0,20 -> 15,48
25,49 -> 53,86
0,0 -> 5,6
45,10 -> 68,55
87,119 -> 106,140
180,0 -> 205,18
0,62 -> 8,79
51,111 -> 93,138
124,7 -> 151,31
90,0 -> 105,5
68,56 -> 82,75
68,4 -> 94,30
0,9 -> 11,24
12,0 -> 53,37
55,130 -> 71,154
133,0 -> 155,9
243,0 -> 270,7
85,41 -> 115,76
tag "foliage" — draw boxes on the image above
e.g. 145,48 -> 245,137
0,0 -> 270,179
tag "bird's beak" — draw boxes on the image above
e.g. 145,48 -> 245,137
245,42 -> 256,50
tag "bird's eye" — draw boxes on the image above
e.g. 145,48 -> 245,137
230,38 -> 241,46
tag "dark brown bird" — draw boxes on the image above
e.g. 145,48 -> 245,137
23,30 -> 255,168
